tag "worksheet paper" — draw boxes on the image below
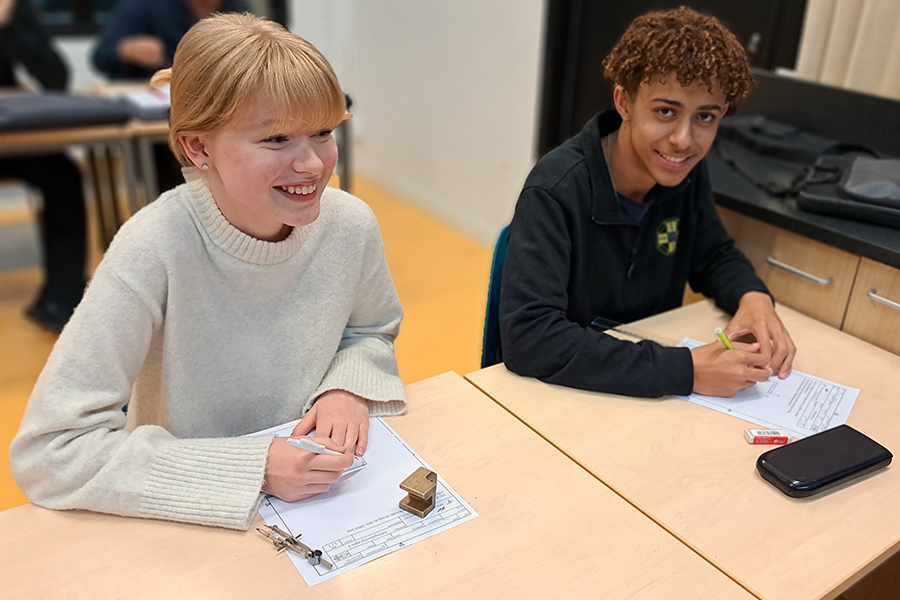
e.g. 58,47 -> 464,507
676,338 -> 859,439
248,417 -> 478,586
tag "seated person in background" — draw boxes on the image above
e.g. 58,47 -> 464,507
0,0 -> 87,332
500,7 -> 796,399
92,0 -> 248,193
92,0 -> 248,80
11,13 -> 407,530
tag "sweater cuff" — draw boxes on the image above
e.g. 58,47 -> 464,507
312,349 -> 407,413
139,436 -> 273,530
367,399 -> 408,417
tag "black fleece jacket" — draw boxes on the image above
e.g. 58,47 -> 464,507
499,110 -> 769,398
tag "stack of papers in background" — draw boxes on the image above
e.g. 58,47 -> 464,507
119,84 -> 170,120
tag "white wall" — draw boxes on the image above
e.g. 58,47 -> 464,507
54,37 -> 107,91
289,0 -> 545,245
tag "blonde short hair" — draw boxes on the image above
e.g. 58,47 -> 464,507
151,13 -> 346,166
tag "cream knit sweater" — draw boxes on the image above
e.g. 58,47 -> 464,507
10,179 -> 407,529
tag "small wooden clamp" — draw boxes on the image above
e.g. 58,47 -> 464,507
399,467 -> 437,517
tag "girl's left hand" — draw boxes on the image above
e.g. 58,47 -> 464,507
293,390 -> 370,455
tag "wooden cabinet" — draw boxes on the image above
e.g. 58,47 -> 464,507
718,207 -> 860,329
718,207 -> 900,355
843,258 -> 900,354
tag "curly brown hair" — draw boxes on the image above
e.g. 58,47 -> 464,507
602,6 -> 753,105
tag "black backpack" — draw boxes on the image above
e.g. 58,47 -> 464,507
715,115 -> 900,229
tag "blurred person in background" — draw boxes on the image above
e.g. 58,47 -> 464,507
93,0 -> 249,80
92,0 -> 249,194
0,0 -> 88,333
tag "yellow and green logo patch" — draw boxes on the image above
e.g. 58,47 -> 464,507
656,218 -> 679,256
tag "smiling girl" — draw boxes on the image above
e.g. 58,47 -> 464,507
10,13 -> 406,529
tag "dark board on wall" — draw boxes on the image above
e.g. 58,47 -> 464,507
538,0 -> 808,158
27,0 -> 287,35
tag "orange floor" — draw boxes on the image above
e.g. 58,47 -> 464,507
0,176 -> 492,511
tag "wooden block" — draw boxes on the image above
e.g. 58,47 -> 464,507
399,467 -> 436,500
399,493 -> 435,518
399,467 -> 437,517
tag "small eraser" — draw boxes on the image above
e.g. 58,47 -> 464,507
744,428 -> 790,445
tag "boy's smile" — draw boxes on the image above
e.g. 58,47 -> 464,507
610,74 -> 727,202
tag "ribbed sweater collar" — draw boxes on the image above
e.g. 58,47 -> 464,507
186,179 -> 309,265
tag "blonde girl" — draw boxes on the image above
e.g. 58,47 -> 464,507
11,13 -> 406,530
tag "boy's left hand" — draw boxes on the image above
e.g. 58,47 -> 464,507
724,291 -> 796,379
293,390 -> 370,456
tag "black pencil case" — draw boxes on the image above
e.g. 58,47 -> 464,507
756,424 -> 892,498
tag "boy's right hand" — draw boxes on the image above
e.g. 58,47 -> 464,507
690,341 -> 771,397
262,436 -> 353,502
118,35 -> 165,69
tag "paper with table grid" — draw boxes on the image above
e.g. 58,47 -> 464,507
249,417 -> 477,586
676,337 -> 859,439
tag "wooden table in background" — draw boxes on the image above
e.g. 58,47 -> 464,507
0,123 -> 137,247
127,119 -> 169,208
0,372 -> 753,599
466,301 -> 900,600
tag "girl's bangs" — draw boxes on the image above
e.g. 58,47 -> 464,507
258,53 -> 346,135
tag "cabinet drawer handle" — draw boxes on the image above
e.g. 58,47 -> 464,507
868,289 -> 900,311
766,256 -> 833,285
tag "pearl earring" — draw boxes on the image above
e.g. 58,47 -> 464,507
201,163 -> 209,170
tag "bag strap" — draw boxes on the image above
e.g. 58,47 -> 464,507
714,137 -> 881,198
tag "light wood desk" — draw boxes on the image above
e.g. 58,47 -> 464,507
0,124 -> 129,150
466,302 -> 900,600
0,372 -> 752,599
0,122 -> 139,247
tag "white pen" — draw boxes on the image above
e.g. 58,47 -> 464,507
285,437 -> 344,456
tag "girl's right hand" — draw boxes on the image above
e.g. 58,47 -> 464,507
262,436 -> 353,502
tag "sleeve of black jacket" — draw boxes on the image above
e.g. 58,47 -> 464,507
687,162 -> 771,313
92,0 -> 146,78
499,185 -> 694,398
0,2 -> 68,90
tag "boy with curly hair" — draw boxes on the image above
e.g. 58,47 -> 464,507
500,7 -> 795,398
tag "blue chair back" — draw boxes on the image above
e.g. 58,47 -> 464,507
481,225 -> 510,368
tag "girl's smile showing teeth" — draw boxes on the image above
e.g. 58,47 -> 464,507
277,184 -> 318,196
